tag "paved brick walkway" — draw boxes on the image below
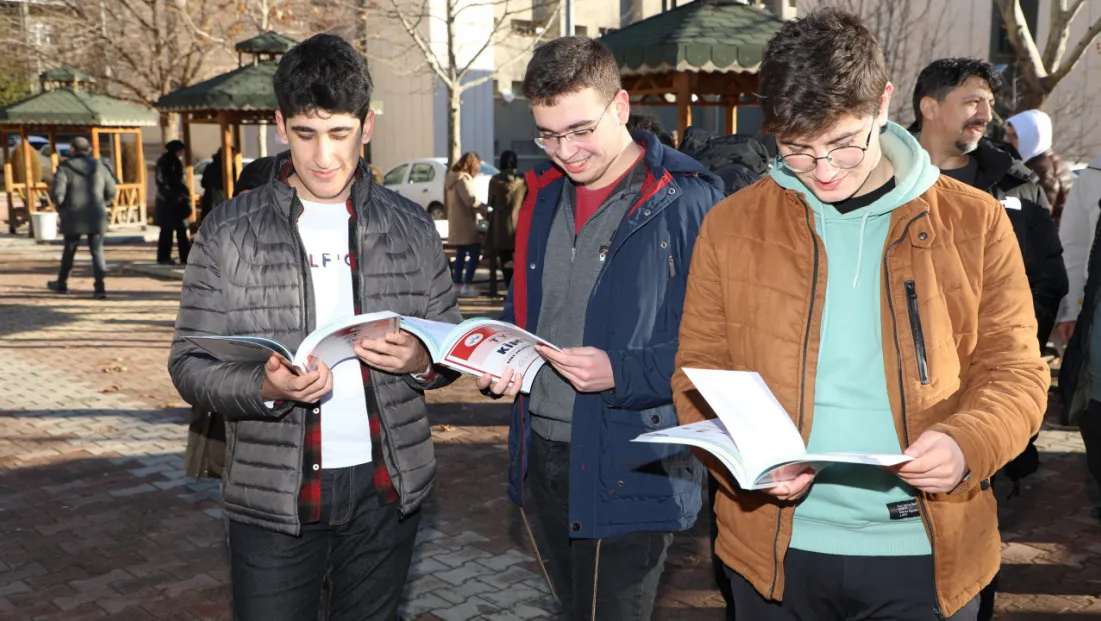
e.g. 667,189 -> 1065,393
0,234 -> 1097,620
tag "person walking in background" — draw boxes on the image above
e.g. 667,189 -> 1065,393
47,136 -> 117,300
486,150 -> 525,289
446,151 -> 485,297
1055,154 -> 1101,345
1006,109 -> 1075,220
154,140 -> 192,265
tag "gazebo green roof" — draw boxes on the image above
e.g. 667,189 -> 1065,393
600,0 -> 784,76
235,31 -> 297,55
0,88 -> 157,127
39,68 -> 95,84
156,61 -> 279,113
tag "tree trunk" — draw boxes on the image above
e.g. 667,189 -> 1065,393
448,87 -> 462,169
1014,86 -> 1050,113
161,111 -> 180,149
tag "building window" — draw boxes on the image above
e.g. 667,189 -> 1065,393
575,25 -> 588,36
599,27 -> 617,36
512,19 -> 537,36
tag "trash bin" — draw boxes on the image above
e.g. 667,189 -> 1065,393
31,211 -> 58,242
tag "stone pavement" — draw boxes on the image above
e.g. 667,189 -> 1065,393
0,235 -> 1098,620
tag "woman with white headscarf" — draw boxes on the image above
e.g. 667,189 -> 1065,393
1007,109 -> 1076,219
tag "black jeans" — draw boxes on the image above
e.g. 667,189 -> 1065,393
227,462 -> 420,621
1083,400 -> 1101,502
157,221 -> 190,263
58,233 -> 106,289
526,432 -> 673,620
726,549 -> 980,621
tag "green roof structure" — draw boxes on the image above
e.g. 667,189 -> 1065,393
156,61 -> 279,113
600,0 -> 784,76
39,68 -> 95,84
0,87 -> 157,127
235,31 -> 298,55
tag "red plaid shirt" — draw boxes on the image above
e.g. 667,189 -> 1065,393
280,162 -> 399,524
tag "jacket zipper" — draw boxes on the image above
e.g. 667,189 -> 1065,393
289,193 -> 312,529
770,197 -> 820,598
904,281 -> 931,385
883,211 -> 943,619
668,253 -> 675,278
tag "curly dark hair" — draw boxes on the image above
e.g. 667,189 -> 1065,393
911,58 -> 1004,131
758,7 -> 887,139
274,34 -> 373,121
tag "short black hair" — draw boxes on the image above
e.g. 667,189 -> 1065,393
758,7 -> 887,138
626,113 -> 675,147
522,36 -> 621,106
274,34 -> 373,122
912,58 -> 1004,131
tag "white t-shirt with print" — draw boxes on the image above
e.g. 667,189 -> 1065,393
297,198 -> 373,469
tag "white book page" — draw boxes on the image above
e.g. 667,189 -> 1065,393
753,453 -> 914,488
398,317 -> 457,360
633,419 -> 749,488
682,369 -> 808,481
295,312 -> 400,370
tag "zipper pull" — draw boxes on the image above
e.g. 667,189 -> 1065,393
668,254 -> 675,278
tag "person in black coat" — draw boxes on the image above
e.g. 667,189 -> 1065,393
154,140 -> 191,265
913,56 -> 1069,621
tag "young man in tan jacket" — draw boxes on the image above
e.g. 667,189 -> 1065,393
672,8 -> 1048,620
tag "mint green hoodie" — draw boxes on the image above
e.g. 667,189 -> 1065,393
770,122 -> 942,556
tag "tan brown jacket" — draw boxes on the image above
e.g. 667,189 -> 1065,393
446,171 -> 483,246
672,176 -> 1048,616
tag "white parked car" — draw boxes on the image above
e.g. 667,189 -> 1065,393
382,157 -> 498,220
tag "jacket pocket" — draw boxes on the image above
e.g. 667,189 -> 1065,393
904,280 -> 930,385
600,409 -> 694,496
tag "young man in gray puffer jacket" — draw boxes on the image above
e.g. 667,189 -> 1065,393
168,34 -> 460,621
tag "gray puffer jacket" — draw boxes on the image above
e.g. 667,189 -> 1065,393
168,155 -> 461,535
50,155 -> 117,236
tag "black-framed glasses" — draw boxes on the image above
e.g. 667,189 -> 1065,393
533,97 -> 616,151
778,117 -> 875,173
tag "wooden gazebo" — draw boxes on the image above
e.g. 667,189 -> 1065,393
0,68 -> 157,234
156,32 -> 298,212
600,0 -> 784,141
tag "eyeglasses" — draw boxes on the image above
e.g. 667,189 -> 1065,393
778,117 -> 876,173
533,97 -> 615,151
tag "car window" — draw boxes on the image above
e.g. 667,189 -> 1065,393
479,163 -> 500,176
194,161 -> 209,175
383,164 -> 409,185
409,163 -> 436,183
38,145 -> 52,156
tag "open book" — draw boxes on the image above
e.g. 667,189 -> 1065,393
634,368 -> 913,489
184,312 -> 558,393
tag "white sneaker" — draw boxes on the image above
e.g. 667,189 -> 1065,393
458,285 -> 480,298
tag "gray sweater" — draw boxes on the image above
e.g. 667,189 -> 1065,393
529,163 -> 646,442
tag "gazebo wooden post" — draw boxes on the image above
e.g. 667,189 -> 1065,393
135,129 -> 147,226
20,125 -> 36,237
48,129 -> 58,181
233,120 -> 244,179
182,113 -> 197,224
2,128 -> 14,234
674,73 -> 692,146
112,130 -> 124,224
723,97 -> 738,136
220,113 -> 235,198
91,128 -> 101,158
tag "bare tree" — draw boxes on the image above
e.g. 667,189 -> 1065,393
995,0 -> 1101,111
367,0 -> 563,166
0,0 -> 241,145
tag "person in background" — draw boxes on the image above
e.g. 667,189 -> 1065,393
486,150 -> 524,289
446,151 -> 485,298
1006,109 -> 1075,220
154,140 -> 192,265
1056,154 -> 1101,526
47,136 -> 117,300
233,155 -> 278,197
674,9 -> 1047,620
626,112 -> 677,148
199,146 -> 233,222
911,55 -> 1068,621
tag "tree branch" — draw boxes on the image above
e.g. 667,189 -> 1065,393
995,0 -> 1049,86
1044,13 -> 1101,87
384,0 -> 453,86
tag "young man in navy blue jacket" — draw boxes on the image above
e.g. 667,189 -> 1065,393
477,36 -> 725,620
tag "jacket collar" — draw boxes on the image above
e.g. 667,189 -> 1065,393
266,150 -> 387,232
969,139 -> 1038,194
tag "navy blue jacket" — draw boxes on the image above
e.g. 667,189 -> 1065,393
502,131 -> 725,539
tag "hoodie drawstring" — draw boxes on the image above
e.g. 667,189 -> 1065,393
853,211 -> 870,289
